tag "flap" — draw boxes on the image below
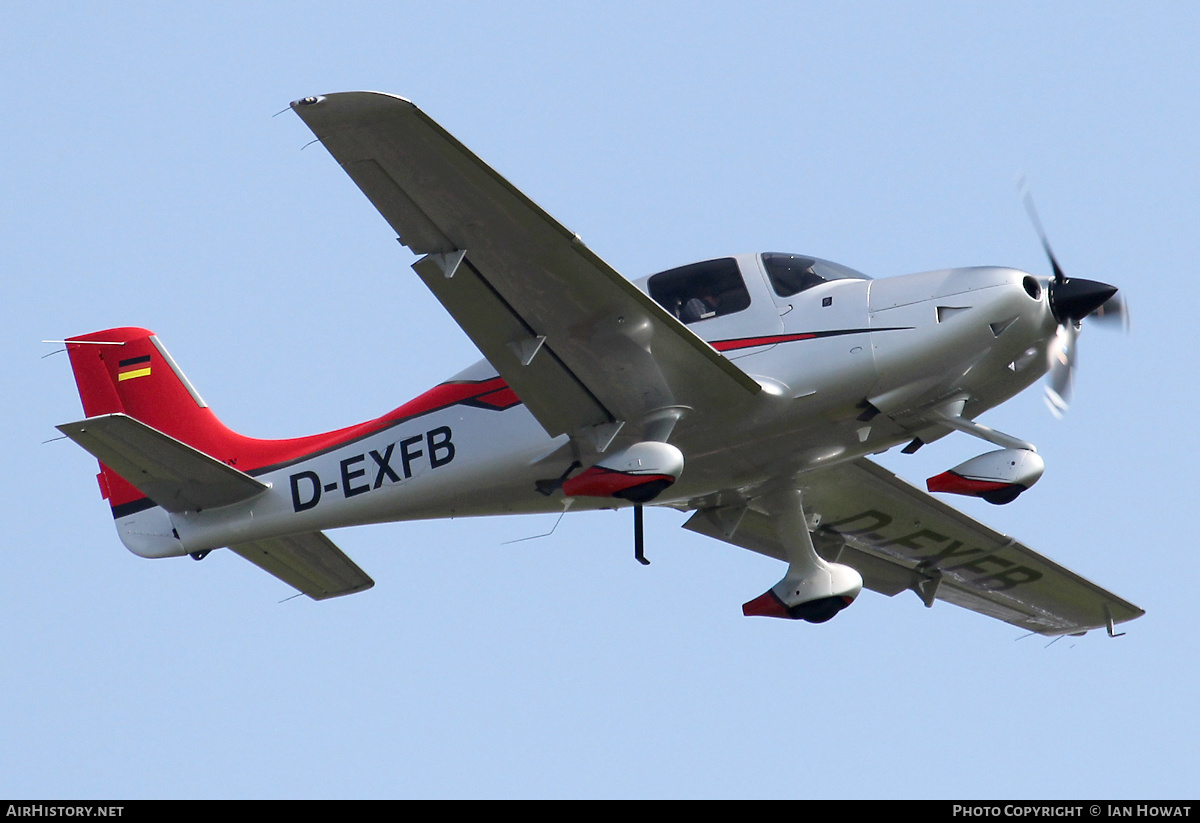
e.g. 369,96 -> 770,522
291,92 -> 760,445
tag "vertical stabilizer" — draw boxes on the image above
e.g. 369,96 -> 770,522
62,327 -> 410,516
66,328 -> 221,452
66,327 -> 239,515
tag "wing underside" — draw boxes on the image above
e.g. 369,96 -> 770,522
684,458 -> 1142,636
291,92 -> 760,450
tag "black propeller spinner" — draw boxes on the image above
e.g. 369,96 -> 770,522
1048,276 -> 1118,325
1020,181 -> 1128,415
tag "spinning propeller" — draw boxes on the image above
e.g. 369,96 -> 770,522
1020,182 -> 1129,416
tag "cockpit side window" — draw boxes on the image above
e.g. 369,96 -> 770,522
762,252 -> 871,297
648,258 -> 752,324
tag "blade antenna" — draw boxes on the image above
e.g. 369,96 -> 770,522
634,504 -> 649,565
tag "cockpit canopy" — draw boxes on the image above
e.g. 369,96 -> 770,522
648,257 -> 750,324
648,253 -> 871,325
760,252 -> 871,297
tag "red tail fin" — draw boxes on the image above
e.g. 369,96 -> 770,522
65,328 -> 388,511
67,328 -> 250,509
67,328 -> 241,458
64,327 -> 506,513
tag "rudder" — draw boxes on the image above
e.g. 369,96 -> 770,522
66,327 -> 217,445
65,327 -> 250,514
63,328 -> 401,515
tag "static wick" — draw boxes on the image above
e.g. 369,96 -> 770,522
42,337 -> 128,358
499,508 -> 568,547
42,339 -> 125,345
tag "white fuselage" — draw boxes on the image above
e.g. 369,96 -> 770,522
122,256 -> 1058,558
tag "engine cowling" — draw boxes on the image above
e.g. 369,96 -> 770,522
561,441 -> 685,504
926,447 -> 1044,505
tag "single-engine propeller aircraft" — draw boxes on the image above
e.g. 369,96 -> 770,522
56,91 -> 1143,636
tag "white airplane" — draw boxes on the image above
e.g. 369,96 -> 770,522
56,91 -> 1142,636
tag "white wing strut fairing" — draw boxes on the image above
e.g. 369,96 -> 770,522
53,91 -> 1141,635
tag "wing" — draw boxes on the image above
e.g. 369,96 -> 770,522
683,458 -> 1143,636
291,92 -> 760,450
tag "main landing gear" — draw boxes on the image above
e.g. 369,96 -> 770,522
742,489 -> 863,623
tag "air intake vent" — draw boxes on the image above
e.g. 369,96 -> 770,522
989,315 -> 1019,337
936,306 -> 970,323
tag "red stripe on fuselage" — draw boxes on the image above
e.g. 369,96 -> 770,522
235,376 -> 520,474
464,385 -> 522,410
107,376 -> 521,512
711,333 -> 817,352
710,328 -> 894,353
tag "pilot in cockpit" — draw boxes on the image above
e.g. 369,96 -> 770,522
681,286 -> 719,323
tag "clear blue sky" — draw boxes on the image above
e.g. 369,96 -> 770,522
4,2 -> 1196,798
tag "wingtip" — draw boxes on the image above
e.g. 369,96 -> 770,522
290,94 -> 326,109
290,90 -> 415,111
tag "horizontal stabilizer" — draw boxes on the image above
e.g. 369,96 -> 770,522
228,531 -> 374,600
56,413 -> 268,513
